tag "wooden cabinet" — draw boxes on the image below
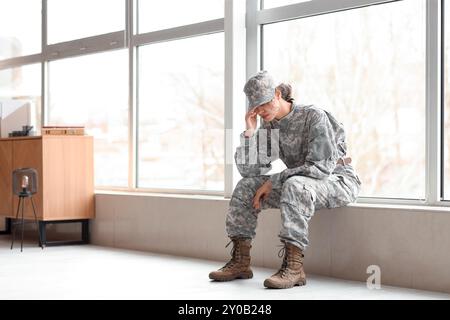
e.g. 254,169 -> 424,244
0,136 -> 94,221
0,141 -> 13,217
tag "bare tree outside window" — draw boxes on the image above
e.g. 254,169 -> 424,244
263,0 -> 426,199
138,33 -> 224,191
48,50 -> 129,187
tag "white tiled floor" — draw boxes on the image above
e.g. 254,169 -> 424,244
0,237 -> 449,300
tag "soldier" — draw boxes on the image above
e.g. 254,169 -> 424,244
209,71 -> 362,289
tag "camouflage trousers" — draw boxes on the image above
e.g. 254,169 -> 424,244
226,164 -> 362,250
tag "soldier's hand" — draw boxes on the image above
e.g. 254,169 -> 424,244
337,156 -> 352,165
253,180 -> 273,210
244,108 -> 258,137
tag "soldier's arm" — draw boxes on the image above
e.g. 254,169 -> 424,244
234,127 -> 278,178
269,109 -> 339,189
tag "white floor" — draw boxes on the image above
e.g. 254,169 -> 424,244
0,237 -> 449,300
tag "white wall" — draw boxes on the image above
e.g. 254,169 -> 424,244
92,192 -> 450,294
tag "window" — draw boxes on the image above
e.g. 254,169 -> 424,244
47,0 -> 124,44
137,0 -> 223,33
0,0 -> 41,59
2,0 -> 446,201
262,0 -> 312,9
0,64 -> 41,134
137,33 -> 224,191
263,0 -> 426,199
47,50 -> 128,187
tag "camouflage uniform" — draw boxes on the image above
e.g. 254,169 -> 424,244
227,103 -> 362,250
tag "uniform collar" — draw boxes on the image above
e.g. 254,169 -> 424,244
268,102 -> 298,127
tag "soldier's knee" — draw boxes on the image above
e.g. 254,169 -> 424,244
231,176 -> 267,208
281,177 -> 303,195
234,176 -> 266,195
281,178 -> 316,205
231,178 -> 255,205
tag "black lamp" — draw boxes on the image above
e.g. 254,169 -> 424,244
11,168 -> 43,251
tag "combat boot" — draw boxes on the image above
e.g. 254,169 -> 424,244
209,237 -> 253,281
263,242 -> 306,289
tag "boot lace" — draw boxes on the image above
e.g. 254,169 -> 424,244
274,244 -> 303,278
275,245 -> 289,278
220,240 -> 241,270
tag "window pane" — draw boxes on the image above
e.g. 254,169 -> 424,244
0,0 -> 41,59
48,50 -> 128,187
138,33 -> 224,191
263,0 -> 426,199
0,64 -> 41,136
445,2 -> 450,200
138,0 -> 223,33
48,0 -> 124,44
263,0 -> 311,9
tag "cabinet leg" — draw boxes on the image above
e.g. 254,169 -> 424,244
82,220 -> 89,244
10,197 -> 22,250
0,218 -> 11,235
39,221 -> 47,247
37,220 -> 89,246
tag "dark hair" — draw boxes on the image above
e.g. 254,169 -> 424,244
276,83 -> 294,103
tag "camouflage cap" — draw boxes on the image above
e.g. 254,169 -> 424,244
243,70 -> 276,108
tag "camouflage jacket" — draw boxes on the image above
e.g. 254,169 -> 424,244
235,104 -> 347,189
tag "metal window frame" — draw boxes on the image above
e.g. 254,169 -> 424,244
425,0 -> 442,206
0,0 -> 228,196
258,0 -> 402,24
126,0 -> 137,191
0,0 -> 447,205
131,1 -> 226,194
250,0 -> 447,207
224,0 -> 247,197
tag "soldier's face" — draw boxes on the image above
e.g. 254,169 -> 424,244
254,98 -> 281,121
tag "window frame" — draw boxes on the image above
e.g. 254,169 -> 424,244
135,27 -> 225,193
0,0 -> 447,206
0,0 -> 228,196
252,0 -> 445,206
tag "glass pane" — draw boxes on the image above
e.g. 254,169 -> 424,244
138,33 -> 224,191
445,2 -> 450,200
48,50 -> 128,187
48,0 -> 124,44
0,64 -> 41,137
138,0 -> 223,33
263,0 -> 312,9
0,0 -> 41,59
263,0 -> 426,199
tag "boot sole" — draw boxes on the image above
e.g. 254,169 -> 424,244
209,271 -> 254,282
263,278 -> 306,289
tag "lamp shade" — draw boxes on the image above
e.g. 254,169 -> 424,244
12,168 -> 38,196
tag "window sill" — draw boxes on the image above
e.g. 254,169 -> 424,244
94,190 -> 450,213
94,189 -> 225,201
346,202 -> 450,213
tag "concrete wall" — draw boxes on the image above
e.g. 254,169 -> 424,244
92,192 -> 450,294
